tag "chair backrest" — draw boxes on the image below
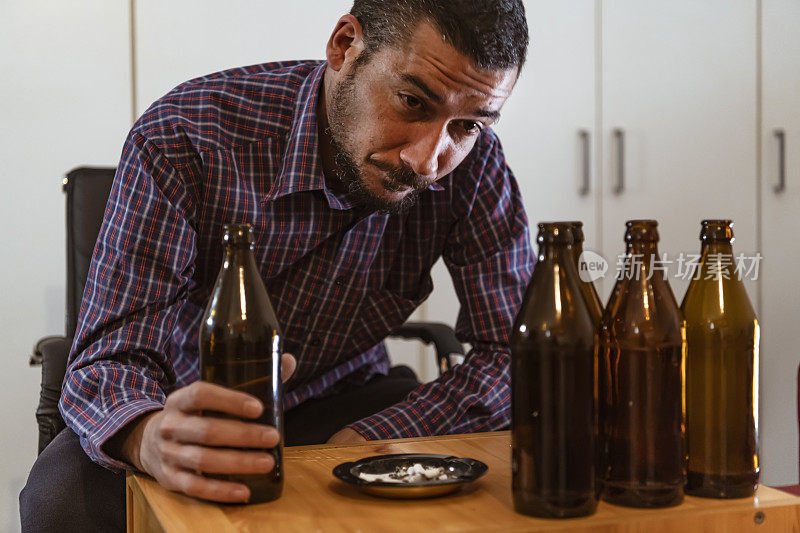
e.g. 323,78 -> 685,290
63,167 -> 115,336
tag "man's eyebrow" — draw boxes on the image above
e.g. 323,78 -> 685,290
400,73 -> 501,122
400,74 -> 443,104
474,108 -> 501,121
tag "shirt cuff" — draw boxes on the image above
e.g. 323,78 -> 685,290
77,398 -> 165,472
346,400 -> 433,441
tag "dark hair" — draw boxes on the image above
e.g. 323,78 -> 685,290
349,0 -> 529,71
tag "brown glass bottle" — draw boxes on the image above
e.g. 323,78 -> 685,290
681,220 -> 759,498
199,223 -> 284,503
569,221 -> 604,326
599,220 -> 686,508
568,221 -> 605,500
511,222 -> 597,518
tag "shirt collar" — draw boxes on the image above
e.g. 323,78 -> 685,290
265,61 -> 444,210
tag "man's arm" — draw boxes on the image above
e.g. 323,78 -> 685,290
347,131 -> 534,439
60,130 -> 200,469
61,130 -> 298,503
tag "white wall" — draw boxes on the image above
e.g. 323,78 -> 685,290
0,2 -> 132,530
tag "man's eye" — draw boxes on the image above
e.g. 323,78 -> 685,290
460,121 -> 483,134
400,93 -> 423,110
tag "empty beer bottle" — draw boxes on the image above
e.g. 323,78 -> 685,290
200,223 -> 284,503
599,220 -> 686,508
569,221 -> 604,326
511,222 -> 597,518
681,220 -> 759,498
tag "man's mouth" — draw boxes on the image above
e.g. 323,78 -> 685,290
381,177 -> 411,193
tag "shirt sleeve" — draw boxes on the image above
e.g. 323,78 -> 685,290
348,131 -> 534,440
59,130 -> 199,470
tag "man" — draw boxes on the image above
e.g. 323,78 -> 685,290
20,0 -> 532,530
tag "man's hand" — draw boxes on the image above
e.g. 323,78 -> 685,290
117,353 -> 296,503
327,427 -> 367,445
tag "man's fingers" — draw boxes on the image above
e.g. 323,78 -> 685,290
162,441 -> 275,475
166,382 -> 263,418
161,414 -> 279,448
281,353 -> 296,383
166,467 -> 251,503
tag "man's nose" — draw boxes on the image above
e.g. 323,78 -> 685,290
399,124 -> 449,178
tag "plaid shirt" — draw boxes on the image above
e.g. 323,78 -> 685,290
60,60 -> 533,470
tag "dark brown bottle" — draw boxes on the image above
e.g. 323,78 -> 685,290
599,220 -> 686,508
568,221 -> 605,500
569,221 -> 604,326
511,222 -> 597,518
681,220 -> 759,498
199,223 -> 283,503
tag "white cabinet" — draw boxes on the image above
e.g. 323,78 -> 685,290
496,0 -> 598,246
760,0 -> 800,487
600,1 -> 758,302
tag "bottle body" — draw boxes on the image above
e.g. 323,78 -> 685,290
199,224 -> 284,503
681,220 -> 759,498
599,220 -> 686,508
511,223 -> 597,518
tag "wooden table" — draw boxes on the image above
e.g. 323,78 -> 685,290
127,431 -> 800,532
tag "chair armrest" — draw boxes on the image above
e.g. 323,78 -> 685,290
33,336 -> 72,454
389,322 -> 464,376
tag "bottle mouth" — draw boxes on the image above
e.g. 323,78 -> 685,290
700,219 -> 734,243
625,219 -> 659,243
223,223 -> 255,246
565,221 -> 585,244
537,222 -> 575,245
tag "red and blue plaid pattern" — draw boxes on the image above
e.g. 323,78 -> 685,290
60,60 -> 534,470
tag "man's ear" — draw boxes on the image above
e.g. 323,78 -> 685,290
326,14 -> 365,72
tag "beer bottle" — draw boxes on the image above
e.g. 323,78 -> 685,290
569,221 -> 604,326
568,221 -> 605,500
599,220 -> 686,508
199,223 -> 284,503
681,220 -> 759,498
511,222 -> 597,518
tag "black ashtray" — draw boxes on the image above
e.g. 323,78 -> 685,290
332,453 -> 488,499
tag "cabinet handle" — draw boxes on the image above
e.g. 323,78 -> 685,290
774,129 -> 786,194
579,130 -> 590,196
613,128 -> 625,195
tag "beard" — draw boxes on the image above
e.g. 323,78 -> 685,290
326,64 -> 429,216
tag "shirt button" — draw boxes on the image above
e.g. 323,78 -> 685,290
335,277 -> 345,287
309,337 -> 322,347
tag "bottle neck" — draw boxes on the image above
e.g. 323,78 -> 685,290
224,245 -> 255,265
539,243 -> 574,264
625,240 -> 659,256
700,241 -> 734,258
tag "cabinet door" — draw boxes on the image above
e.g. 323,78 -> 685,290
760,0 -> 800,487
600,1 -> 758,303
494,0 -> 598,244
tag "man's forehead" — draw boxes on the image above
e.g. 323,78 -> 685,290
382,22 -> 517,101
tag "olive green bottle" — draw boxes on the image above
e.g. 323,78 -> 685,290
599,220 -> 686,508
199,223 -> 284,503
569,221 -> 604,326
681,220 -> 759,498
511,222 -> 597,518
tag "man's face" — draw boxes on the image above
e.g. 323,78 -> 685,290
327,22 -> 518,214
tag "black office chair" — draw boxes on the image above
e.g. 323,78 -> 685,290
29,167 -> 464,454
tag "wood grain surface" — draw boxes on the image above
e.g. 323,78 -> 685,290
127,431 -> 800,532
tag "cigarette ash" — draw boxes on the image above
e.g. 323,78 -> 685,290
357,463 -> 453,484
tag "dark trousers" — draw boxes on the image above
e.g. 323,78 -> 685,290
19,366 -> 420,532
